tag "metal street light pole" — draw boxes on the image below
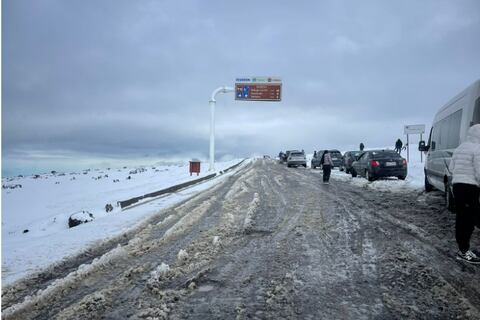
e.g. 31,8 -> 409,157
209,86 -> 234,171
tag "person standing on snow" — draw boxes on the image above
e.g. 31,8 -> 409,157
321,150 -> 334,184
449,124 -> 480,264
395,139 -> 403,154
359,143 -> 365,151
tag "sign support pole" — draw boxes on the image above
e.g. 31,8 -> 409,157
407,134 -> 410,163
209,86 -> 234,171
420,133 -> 423,163
404,124 -> 425,164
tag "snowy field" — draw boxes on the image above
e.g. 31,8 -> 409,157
307,145 -> 425,192
2,159 -> 246,285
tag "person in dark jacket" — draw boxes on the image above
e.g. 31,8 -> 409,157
321,150 -> 334,184
359,143 -> 365,151
395,139 -> 403,154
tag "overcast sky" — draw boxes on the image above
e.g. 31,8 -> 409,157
3,0 -> 480,175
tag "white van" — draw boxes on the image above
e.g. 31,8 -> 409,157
419,79 -> 480,209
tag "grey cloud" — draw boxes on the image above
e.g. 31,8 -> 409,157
3,0 -> 480,175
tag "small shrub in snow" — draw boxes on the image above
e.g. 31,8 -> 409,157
105,204 -> 114,212
68,211 -> 95,228
126,176 -> 131,180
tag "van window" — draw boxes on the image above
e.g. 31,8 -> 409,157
427,127 -> 433,149
473,97 -> 480,125
446,109 -> 462,148
433,109 -> 462,150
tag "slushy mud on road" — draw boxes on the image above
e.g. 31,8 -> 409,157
2,159 -> 479,319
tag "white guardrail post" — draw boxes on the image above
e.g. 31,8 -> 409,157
209,86 -> 234,171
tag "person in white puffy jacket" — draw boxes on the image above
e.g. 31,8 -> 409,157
449,124 -> 480,264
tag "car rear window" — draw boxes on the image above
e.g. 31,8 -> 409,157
291,152 -> 304,156
370,151 -> 401,159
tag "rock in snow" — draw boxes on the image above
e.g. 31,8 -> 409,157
68,211 -> 95,228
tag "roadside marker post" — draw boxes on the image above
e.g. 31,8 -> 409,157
404,124 -> 426,163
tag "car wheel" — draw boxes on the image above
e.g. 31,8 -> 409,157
366,170 -> 375,181
287,164 -> 291,168
345,168 -> 350,174
398,176 -> 406,180
424,174 -> 434,192
351,168 -> 357,178
303,164 -> 307,168
445,183 -> 455,213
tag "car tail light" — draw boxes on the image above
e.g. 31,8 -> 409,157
402,159 -> 407,166
370,160 -> 380,168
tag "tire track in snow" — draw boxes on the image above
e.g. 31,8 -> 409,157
2,162 -> 256,319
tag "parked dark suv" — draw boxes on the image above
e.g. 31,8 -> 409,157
343,151 -> 362,174
312,150 -> 344,169
351,150 -> 407,181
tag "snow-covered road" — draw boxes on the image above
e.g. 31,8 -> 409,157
2,159 -> 479,319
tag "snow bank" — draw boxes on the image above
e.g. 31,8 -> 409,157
2,244 -> 127,318
2,159 -> 245,286
244,192 -> 260,231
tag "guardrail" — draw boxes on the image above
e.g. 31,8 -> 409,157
117,159 -> 245,209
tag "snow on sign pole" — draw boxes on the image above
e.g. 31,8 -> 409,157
404,124 -> 426,163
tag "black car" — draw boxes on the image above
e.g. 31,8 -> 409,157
351,150 -> 407,181
343,151 -> 362,174
312,150 -> 344,169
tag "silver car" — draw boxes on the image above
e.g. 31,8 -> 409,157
287,151 -> 307,168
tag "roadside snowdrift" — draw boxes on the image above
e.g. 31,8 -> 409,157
2,159 -> 245,285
